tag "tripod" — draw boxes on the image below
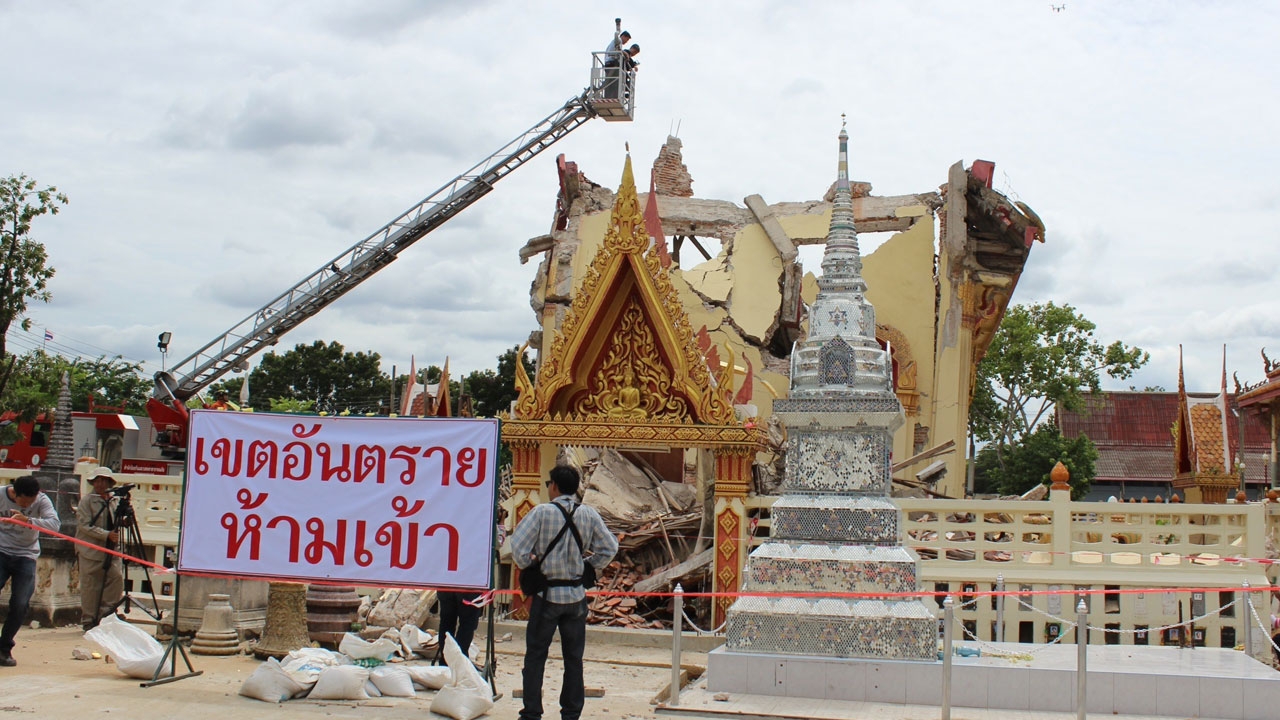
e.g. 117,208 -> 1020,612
91,486 -> 162,626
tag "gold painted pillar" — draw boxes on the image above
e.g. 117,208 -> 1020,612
712,446 -> 753,625
507,439 -> 543,619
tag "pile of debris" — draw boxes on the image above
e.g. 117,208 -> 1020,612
560,447 -> 715,629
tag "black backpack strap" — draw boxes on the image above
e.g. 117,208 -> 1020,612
539,502 -> 575,560
545,502 -> 585,587
89,498 -> 111,528
553,501 -> 585,553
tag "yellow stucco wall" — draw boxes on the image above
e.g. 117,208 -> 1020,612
776,213 -> 831,243
862,211 -> 940,473
570,212 -> 612,287
725,224 -> 784,344
931,241 -> 971,499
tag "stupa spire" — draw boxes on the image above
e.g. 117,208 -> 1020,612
786,118 -> 892,398
819,115 -> 866,294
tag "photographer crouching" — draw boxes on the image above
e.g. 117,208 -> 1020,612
76,467 -> 125,630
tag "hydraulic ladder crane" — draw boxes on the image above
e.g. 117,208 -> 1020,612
146,49 -> 637,455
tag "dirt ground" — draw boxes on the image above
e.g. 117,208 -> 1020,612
0,624 -> 698,720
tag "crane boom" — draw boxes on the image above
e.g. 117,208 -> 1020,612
147,50 -> 638,454
157,93 -> 595,402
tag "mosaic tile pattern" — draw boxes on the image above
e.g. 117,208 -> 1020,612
719,124 -> 936,669
788,344 -> 897,399
783,430 -> 891,494
770,495 -> 899,544
818,336 -> 857,385
743,542 -> 918,594
773,396 -> 903,415
726,596 -> 937,659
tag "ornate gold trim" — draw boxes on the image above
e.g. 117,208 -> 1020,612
502,418 -> 759,448
511,153 -> 738,428
876,323 -> 921,417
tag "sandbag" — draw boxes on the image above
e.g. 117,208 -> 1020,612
370,665 -> 417,697
432,685 -> 494,720
398,623 -> 435,658
307,665 -> 370,700
339,632 -> 399,661
405,663 -> 452,690
280,647 -> 346,687
429,635 -> 493,720
240,658 -> 306,703
444,633 -> 490,694
364,679 -> 382,697
84,614 -> 172,680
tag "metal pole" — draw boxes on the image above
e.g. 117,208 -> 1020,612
995,574 -> 1005,643
671,583 -> 683,706
1241,580 -> 1252,660
1237,402 -> 1247,496
1076,599 -> 1088,720
942,595 -> 954,720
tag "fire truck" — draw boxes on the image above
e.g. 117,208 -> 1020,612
0,410 -> 182,474
145,47 -> 635,456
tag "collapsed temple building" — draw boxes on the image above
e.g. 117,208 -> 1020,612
518,135 -> 1042,502
501,134 -> 1042,622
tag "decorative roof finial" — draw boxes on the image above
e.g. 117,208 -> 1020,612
821,119 -> 861,286
782,118 -> 892,399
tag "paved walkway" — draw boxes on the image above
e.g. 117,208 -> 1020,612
0,624 -> 1263,720
663,683 -> 1241,720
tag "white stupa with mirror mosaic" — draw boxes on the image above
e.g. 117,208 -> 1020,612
722,121 -> 936,660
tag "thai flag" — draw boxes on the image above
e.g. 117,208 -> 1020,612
43,329 -> 53,341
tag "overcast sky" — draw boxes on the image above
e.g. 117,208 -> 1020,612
3,1 -> 1277,401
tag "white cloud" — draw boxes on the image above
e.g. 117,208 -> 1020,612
2,0 -> 1276,402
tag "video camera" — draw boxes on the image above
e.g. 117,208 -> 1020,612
109,483 -> 137,497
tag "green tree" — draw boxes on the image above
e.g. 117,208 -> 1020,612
970,302 -> 1147,494
0,174 -> 66,391
73,355 -> 151,414
268,397 -> 316,414
248,340 -> 390,414
464,345 -> 535,417
0,350 -> 149,444
973,423 -> 1098,499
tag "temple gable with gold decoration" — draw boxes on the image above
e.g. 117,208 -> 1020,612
501,152 -> 761,622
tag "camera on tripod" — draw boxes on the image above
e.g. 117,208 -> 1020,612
109,482 -> 137,497
109,483 -> 137,528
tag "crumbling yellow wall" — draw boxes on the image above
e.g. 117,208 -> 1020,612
536,193 -> 973,497
932,232 -> 971,499
864,206 -> 938,472
725,224 -> 783,344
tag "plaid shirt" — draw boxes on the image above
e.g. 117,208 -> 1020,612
511,495 -> 618,604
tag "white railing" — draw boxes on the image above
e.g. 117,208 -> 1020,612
744,491 -> 1273,577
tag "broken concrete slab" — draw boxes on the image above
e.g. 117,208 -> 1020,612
367,589 -> 436,630
743,194 -> 798,262
584,449 -> 677,525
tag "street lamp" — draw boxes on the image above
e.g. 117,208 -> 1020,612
157,331 -> 172,371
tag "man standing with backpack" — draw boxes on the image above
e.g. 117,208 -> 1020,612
511,465 -> 617,720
